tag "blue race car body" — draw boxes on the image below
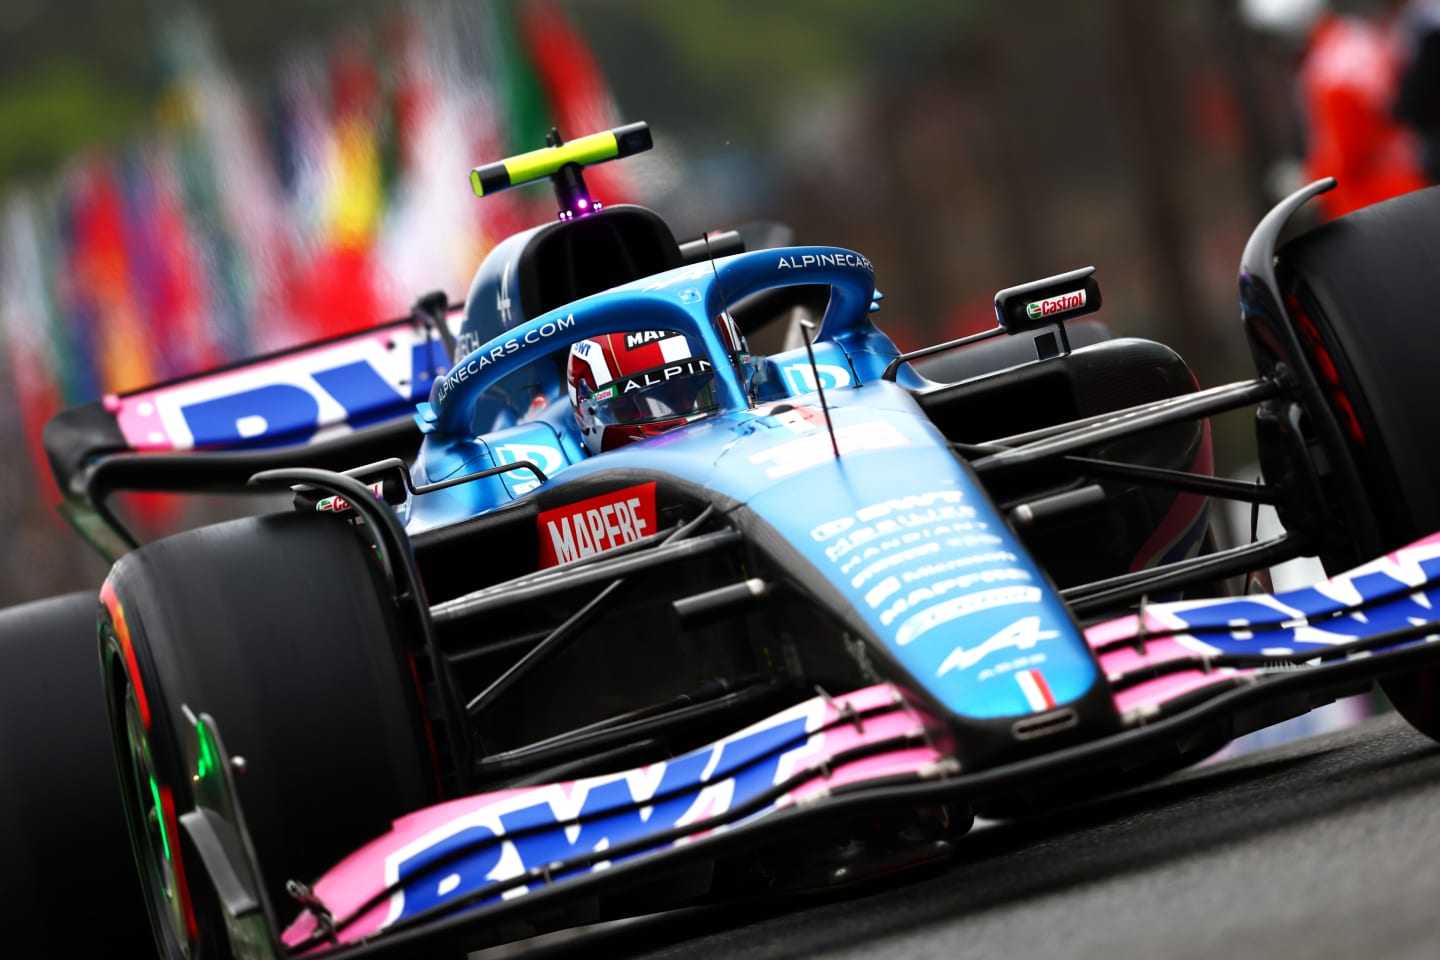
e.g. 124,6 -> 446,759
404,243 -> 1098,725
23,124 -> 1440,960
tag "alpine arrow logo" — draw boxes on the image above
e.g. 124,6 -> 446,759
935,616 -> 1060,677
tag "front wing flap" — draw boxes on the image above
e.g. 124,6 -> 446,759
1087,531 -> 1440,726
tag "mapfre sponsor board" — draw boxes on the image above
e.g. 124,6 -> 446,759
537,482 -> 659,568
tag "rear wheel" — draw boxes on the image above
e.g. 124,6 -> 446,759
102,512 -> 437,958
0,592 -> 151,952
1274,185 -> 1440,739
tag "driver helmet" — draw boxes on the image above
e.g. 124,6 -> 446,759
568,324 -> 742,455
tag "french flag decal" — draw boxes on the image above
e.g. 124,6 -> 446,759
1016,669 -> 1056,712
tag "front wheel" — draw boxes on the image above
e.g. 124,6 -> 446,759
102,512 -> 438,958
1273,185 -> 1440,739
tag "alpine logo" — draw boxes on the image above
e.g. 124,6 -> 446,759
538,482 -> 659,567
935,616 -> 1059,676
1025,289 -> 1086,320
621,358 -> 712,393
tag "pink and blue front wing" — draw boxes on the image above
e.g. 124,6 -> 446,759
1088,532 -> 1440,721
282,684 -> 945,949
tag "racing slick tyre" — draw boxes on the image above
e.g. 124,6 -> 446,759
1274,184 -> 1440,741
101,512 -> 437,959
0,592 -> 151,952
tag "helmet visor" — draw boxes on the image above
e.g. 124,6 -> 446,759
589,360 -> 718,428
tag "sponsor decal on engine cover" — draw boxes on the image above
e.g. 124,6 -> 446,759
782,362 -> 852,394
537,482 -> 658,567
492,441 -> 566,496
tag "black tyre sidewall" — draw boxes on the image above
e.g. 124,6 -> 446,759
0,592 -> 150,951
1277,185 -> 1440,737
104,512 -> 436,946
1277,185 -> 1440,555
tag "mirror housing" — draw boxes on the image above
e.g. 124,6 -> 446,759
994,266 -> 1102,333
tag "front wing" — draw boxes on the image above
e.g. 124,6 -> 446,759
179,533 -> 1440,959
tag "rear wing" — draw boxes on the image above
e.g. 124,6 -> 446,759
42,295 -> 459,558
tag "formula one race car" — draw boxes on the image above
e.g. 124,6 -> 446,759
7,122 -> 1440,959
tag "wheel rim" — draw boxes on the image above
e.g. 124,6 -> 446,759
126,686 -> 186,936
106,637 -> 196,959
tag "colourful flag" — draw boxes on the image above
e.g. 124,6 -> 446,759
67,160 -> 156,395
120,148 -> 219,377
288,36 -> 389,340
492,1 -> 553,157
1,196 -> 67,509
374,6 -> 498,303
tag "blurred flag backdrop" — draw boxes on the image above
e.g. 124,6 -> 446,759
0,0 -> 632,513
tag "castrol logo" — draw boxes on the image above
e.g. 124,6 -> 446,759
1025,289 -> 1087,320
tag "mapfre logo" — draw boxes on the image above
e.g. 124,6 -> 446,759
538,482 -> 659,567
625,330 -> 669,349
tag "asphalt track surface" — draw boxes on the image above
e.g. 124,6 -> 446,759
479,712 -> 1440,960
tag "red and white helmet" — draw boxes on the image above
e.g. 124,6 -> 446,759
568,329 -> 723,455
